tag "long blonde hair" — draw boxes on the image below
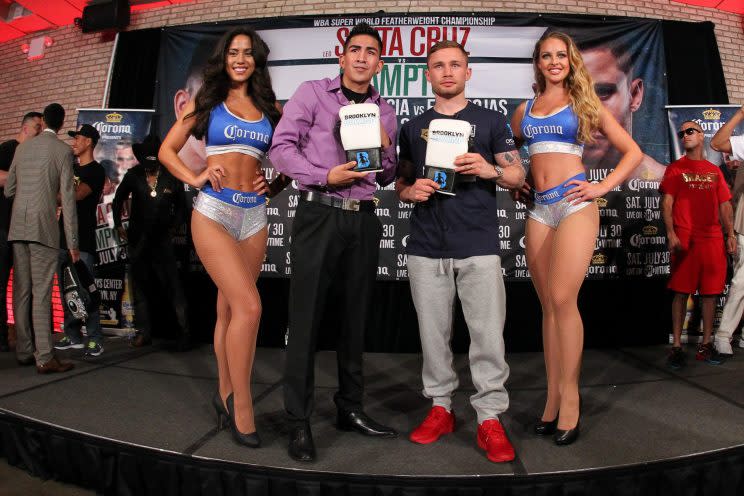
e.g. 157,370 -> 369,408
532,31 -> 601,144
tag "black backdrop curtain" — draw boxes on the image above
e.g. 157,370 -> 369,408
108,29 -> 162,110
107,18 -> 729,353
663,20 -> 728,105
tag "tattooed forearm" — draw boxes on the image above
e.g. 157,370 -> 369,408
493,151 -> 526,188
495,151 -> 520,168
503,152 -> 518,164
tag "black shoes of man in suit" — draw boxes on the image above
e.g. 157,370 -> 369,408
288,410 -> 398,462
336,410 -> 398,438
288,422 -> 316,462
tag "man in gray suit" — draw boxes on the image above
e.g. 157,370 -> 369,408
4,103 -> 80,373
0,111 -> 43,352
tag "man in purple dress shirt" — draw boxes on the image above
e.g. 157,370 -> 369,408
269,22 -> 398,462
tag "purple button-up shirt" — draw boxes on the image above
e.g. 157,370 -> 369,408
269,76 -> 398,201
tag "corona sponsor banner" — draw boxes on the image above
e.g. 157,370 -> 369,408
157,13 -> 668,280
76,109 -> 154,329
666,105 -> 744,173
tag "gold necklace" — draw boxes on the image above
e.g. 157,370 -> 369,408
147,168 -> 159,198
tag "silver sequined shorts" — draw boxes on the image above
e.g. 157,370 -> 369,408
194,185 -> 267,241
527,173 -> 593,229
527,197 -> 593,229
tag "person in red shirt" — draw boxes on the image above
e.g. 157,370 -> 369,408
660,120 -> 736,369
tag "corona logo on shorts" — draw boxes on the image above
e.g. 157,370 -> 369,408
591,253 -> 607,265
231,193 -> 257,205
596,197 -> 608,208
702,108 -> 721,121
642,225 -> 658,236
106,112 -> 123,123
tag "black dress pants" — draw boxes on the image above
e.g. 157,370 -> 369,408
283,200 -> 382,424
128,234 -> 189,339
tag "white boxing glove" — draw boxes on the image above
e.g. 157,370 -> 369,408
339,103 -> 382,172
424,119 -> 471,195
425,119 -> 471,169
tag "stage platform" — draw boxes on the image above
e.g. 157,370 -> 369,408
1,340 -> 743,495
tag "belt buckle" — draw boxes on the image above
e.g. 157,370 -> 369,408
342,198 -> 360,211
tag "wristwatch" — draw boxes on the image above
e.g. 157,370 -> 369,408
493,165 -> 504,179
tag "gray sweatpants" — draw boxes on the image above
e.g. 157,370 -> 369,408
407,254 -> 509,423
715,233 -> 744,354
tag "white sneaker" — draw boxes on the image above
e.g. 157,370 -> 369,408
715,337 -> 733,356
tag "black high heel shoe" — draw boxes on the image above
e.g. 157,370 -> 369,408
554,396 -> 582,446
553,420 -> 580,445
212,391 -> 229,430
534,412 -> 559,436
226,394 -> 261,448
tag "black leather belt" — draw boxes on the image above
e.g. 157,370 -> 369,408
300,191 -> 376,212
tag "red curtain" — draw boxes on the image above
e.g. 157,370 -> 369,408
6,269 -> 65,332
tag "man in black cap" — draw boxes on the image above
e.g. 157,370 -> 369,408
54,124 -> 106,356
112,134 -> 191,349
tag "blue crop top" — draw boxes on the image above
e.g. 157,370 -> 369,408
205,103 -> 273,159
519,99 -> 583,157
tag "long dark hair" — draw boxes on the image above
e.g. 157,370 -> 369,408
187,27 -> 280,139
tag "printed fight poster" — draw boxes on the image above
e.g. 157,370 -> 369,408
157,13 -> 668,280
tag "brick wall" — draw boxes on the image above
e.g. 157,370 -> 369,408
0,0 -> 741,141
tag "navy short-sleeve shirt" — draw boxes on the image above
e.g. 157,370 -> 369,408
397,102 -> 516,259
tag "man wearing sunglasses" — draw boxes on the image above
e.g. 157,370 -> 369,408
660,120 -> 736,369
710,105 -> 744,357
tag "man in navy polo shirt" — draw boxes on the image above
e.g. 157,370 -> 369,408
396,40 -> 525,463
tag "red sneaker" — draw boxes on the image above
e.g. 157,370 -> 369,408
477,418 -> 515,463
409,406 -> 455,444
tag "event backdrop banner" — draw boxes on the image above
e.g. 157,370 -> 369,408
76,109 -> 154,329
156,13 -> 669,280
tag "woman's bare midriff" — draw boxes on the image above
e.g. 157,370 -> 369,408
207,152 -> 263,192
530,153 -> 586,192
